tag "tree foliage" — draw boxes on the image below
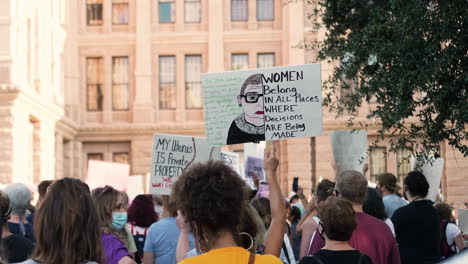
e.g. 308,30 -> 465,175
304,0 -> 467,157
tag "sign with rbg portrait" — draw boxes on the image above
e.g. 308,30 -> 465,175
202,64 -> 322,145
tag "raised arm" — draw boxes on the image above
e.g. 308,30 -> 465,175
263,141 -> 287,257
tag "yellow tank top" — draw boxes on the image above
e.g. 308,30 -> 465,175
179,247 -> 282,264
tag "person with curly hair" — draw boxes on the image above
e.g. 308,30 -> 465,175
434,202 -> 465,259
18,178 -> 102,264
127,194 -> 159,263
92,186 -> 136,264
1,190 -> 34,263
172,142 -> 282,264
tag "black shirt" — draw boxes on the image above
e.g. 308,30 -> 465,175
299,249 -> 373,264
2,234 -> 35,263
226,121 -> 265,145
391,200 -> 441,264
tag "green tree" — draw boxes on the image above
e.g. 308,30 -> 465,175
304,0 -> 467,157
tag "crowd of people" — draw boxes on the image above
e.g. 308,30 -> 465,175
0,141 -> 467,264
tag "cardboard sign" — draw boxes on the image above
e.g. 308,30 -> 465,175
458,209 -> 468,234
203,64 -> 322,145
86,160 -> 130,191
221,151 -> 243,177
245,156 -> 265,181
330,130 -> 368,173
149,134 -> 221,195
410,156 -> 444,202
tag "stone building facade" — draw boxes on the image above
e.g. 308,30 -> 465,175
0,0 -> 466,208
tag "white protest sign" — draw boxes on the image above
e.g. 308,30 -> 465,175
458,209 -> 468,234
330,130 -> 368,173
86,160 -> 130,191
126,175 -> 145,201
203,64 -> 322,145
410,156 -> 444,202
149,134 -> 221,195
221,151 -> 243,177
245,156 -> 265,181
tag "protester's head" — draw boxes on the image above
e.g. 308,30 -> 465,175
92,185 -> 128,245
404,171 -> 429,199
434,202 -> 454,222
3,183 -> 32,217
172,160 -> 248,253
316,179 -> 335,205
335,170 -> 368,204
363,187 -> 387,220
318,197 -> 356,242
128,194 -> 159,227
237,74 -> 264,126
37,180 -> 53,207
376,173 -> 399,195
250,197 -> 272,230
289,195 -> 299,205
239,203 -> 265,252
33,178 -> 103,264
289,206 -> 301,223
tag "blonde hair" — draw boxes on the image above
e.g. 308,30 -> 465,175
336,170 -> 368,204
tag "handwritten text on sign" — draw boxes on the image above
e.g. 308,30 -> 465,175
150,134 -> 221,195
203,64 -> 322,145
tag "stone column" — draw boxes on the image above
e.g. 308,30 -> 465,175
207,0 -> 224,72
133,0 -> 154,123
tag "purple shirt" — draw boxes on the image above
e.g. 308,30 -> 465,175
102,233 -> 131,264
309,212 -> 400,264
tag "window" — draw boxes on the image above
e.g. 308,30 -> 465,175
370,147 -> 387,181
185,55 -> 202,108
86,57 -> 103,111
112,57 -> 129,110
113,152 -> 129,164
231,0 -> 248,21
159,56 -> 176,109
87,153 -> 104,161
87,0 -> 103,25
231,54 -> 249,70
185,0 -> 201,23
396,148 -> 412,185
112,0 -> 129,25
257,53 -> 275,68
159,0 -> 175,23
257,0 -> 274,21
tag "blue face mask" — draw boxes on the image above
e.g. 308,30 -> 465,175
112,212 -> 127,230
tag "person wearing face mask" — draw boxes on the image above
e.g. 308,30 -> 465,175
227,74 -> 266,145
143,195 -> 195,264
391,171 -> 441,264
92,186 -> 136,264
375,173 -> 408,219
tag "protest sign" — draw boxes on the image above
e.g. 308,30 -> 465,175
458,209 -> 468,234
221,151 -> 243,177
86,160 -> 130,191
149,134 -> 221,195
203,64 -> 322,145
330,130 -> 368,173
410,156 -> 444,202
126,175 -> 145,201
245,156 -> 265,181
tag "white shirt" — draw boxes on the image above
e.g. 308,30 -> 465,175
385,218 -> 396,237
445,223 -> 462,252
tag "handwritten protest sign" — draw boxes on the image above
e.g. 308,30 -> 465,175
245,156 -> 265,181
221,151 -> 243,177
150,134 -> 221,195
203,64 -> 322,145
86,160 -> 130,191
330,130 -> 368,173
410,156 -> 444,202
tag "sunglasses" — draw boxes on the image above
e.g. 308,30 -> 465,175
240,93 -> 263,103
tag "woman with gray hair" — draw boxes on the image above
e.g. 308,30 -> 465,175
3,183 -> 35,242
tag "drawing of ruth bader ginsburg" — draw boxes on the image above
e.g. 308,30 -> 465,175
226,74 -> 266,145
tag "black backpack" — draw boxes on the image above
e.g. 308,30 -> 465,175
130,224 -> 148,264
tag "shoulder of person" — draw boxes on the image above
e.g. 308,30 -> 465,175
298,255 -> 322,264
446,223 -> 462,236
17,260 -> 39,264
257,253 -> 283,264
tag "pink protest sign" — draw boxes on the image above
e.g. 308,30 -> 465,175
86,160 -> 130,191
